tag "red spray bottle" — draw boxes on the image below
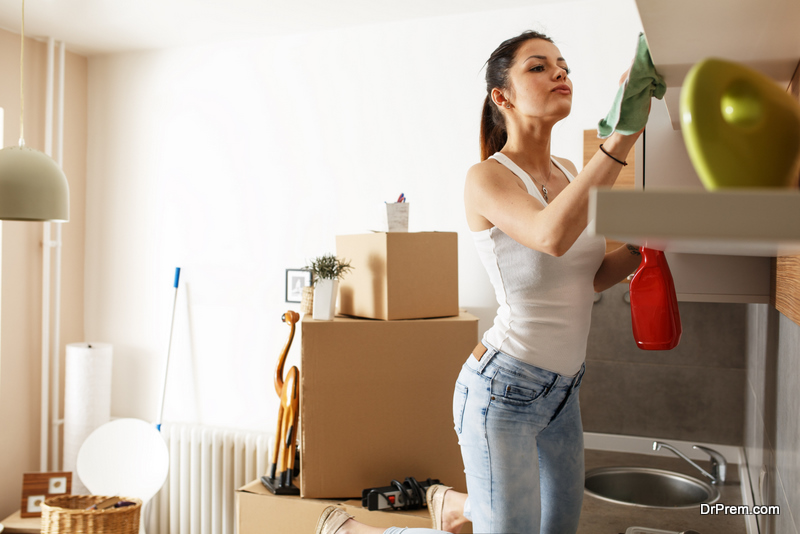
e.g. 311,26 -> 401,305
629,247 -> 682,350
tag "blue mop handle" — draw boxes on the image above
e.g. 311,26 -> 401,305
157,267 -> 181,432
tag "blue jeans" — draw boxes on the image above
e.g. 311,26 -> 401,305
454,344 -> 586,534
381,345 -> 585,534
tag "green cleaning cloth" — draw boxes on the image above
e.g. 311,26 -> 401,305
597,32 -> 666,139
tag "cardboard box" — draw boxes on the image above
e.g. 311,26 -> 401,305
236,480 -> 473,534
336,232 -> 459,320
236,479 -> 337,534
300,311 -> 478,499
338,500 -> 471,533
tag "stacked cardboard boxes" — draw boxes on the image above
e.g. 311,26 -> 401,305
237,232 -> 477,533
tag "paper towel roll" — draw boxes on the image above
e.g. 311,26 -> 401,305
63,343 -> 113,494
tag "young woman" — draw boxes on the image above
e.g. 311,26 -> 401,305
314,30 -> 646,534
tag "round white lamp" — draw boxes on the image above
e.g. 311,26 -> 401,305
0,145 -> 69,222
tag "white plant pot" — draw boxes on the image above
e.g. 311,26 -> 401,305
312,279 -> 338,321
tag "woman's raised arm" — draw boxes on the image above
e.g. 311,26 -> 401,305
465,131 -> 639,257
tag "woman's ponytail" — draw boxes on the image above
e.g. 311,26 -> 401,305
480,95 -> 506,161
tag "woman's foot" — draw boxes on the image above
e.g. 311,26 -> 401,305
314,507 -> 386,534
314,506 -> 353,534
426,485 -> 469,534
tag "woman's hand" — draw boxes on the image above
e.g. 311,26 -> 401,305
617,63 -> 652,136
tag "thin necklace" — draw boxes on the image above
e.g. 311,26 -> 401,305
529,163 -> 554,202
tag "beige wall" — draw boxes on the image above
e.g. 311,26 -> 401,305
0,28 -> 87,520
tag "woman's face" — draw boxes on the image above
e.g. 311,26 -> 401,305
502,38 -> 572,122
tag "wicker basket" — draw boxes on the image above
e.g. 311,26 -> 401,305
41,495 -> 142,534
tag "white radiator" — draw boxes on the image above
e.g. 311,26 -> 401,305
146,423 -> 272,534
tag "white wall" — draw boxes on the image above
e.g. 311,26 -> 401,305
85,0 -> 643,433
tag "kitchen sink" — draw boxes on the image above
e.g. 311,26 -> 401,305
584,466 -> 720,509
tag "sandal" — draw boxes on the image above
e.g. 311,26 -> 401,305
314,506 -> 353,534
426,484 -> 452,530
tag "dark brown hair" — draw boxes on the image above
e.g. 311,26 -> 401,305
480,30 -> 554,160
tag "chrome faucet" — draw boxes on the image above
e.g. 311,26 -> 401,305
653,441 -> 727,485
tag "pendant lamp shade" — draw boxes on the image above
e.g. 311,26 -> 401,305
0,145 -> 69,222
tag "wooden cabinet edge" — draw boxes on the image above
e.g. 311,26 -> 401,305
773,59 -> 800,327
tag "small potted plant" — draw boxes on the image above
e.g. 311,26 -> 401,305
305,254 -> 353,320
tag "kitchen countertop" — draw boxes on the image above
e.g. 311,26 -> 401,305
578,449 -> 747,534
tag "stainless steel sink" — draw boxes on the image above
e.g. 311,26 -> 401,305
584,467 -> 720,509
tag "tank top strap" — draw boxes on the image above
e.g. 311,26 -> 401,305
550,157 -> 575,183
490,152 -> 573,207
490,152 -> 546,206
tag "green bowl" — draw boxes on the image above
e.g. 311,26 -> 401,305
680,58 -> 800,189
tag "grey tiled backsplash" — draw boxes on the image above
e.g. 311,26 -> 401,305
581,283 -> 747,444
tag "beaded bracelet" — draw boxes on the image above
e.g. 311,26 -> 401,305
599,144 -> 628,166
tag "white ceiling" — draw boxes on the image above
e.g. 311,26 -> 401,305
0,0 -> 571,56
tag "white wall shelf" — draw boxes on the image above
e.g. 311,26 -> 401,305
637,0 -> 800,128
588,188 -> 800,257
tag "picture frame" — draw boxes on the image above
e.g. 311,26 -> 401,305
21,472 -> 72,518
285,269 -> 312,303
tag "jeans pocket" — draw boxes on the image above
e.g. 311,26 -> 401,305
453,381 -> 469,435
491,370 -> 548,406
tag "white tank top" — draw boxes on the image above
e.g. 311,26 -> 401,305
471,152 -> 606,376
